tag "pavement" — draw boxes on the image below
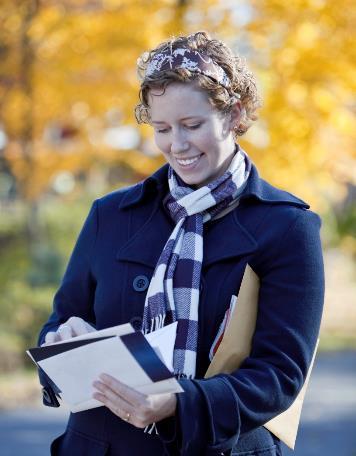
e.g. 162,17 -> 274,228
0,351 -> 355,456
282,351 -> 356,456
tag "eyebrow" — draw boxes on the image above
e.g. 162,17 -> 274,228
151,116 -> 203,125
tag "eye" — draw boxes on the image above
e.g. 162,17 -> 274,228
156,127 -> 170,134
186,123 -> 201,130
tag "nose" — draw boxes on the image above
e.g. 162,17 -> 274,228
170,129 -> 189,155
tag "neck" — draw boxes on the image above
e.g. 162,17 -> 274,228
193,143 -> 238,190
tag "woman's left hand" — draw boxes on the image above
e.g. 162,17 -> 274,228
92,373 -> 177,428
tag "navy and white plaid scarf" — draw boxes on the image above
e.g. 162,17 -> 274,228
142,146 -> 251,378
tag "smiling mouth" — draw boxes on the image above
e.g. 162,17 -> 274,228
176,154 -> 203,166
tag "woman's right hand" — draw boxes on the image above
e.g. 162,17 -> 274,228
42,316 -> 96,345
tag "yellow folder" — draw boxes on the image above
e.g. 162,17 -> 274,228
205,264 -> 318,449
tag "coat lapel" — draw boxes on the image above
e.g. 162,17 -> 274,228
116,197 -> 174,269
240,165 -> 309,208
116,158 -> 308,270
117,201 -> 258,269
203,210 -> 257,267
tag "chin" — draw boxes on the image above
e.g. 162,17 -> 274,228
186,178 -> 208,189
171,163 -> 210,188
177,174 -> 202,187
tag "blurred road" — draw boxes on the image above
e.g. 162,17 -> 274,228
282,351 -> 356,456
0,351 -> 355,456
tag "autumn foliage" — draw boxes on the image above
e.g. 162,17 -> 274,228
0,0 -> 354,208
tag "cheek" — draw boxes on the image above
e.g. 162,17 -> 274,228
199,120 -> 223,143
154,134 -> 172,161
195,130 -> 218,154
154,134 -> 167,152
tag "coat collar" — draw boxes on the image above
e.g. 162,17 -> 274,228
119,164 -> 169,210
117,159 -> 309,269
117,197 -> 258,268
119,161 -> 310,210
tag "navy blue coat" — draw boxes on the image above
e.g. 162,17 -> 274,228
38,160 -> 325,456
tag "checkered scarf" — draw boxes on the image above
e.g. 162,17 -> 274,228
142,147 -> 251,378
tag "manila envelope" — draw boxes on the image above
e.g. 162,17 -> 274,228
205,264 -> 319,449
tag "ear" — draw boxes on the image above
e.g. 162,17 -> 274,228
229,100 -> 243,131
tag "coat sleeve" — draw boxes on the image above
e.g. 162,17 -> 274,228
36,201 -> 99,403
163,208 -> 325,455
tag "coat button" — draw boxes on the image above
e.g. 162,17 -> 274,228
133,275 -> 149,292
130,316 -> 143,330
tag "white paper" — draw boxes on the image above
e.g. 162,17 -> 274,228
145,321 -> 177,372
29,322 -> 183,413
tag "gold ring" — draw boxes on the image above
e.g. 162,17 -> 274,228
124,412 -> 130,422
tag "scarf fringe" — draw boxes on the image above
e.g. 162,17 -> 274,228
174,371 -> 193,379
143,374 -> 192,437
145,313 -> 166,334
144,422 -> 158,434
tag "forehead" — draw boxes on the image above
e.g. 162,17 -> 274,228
148,82 -> 215,121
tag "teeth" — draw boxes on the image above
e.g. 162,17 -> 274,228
177,155 -> 201,165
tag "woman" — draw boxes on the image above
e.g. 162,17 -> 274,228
38,31 -> 324,455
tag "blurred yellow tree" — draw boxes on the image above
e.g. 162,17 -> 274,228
1,0 -> 187,206
0,0 -> 355,213
241,0 -> 356,210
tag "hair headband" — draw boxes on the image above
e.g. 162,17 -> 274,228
145,47 -> 232,90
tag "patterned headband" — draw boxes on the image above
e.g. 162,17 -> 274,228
145,47 -> 232,90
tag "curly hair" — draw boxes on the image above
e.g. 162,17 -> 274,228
135,31 -> 262,136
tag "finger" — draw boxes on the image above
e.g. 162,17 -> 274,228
92,388 -> 134,423
93,393 -> 133,421
93,380 -> 133,410
98,374 -> 146,407
67,317 -> 92,336
93,391 -> 144,428
44,331 -> 58,345
84,321 -> 96,333
93,384 -> 154,429
57,324 -> 73,341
